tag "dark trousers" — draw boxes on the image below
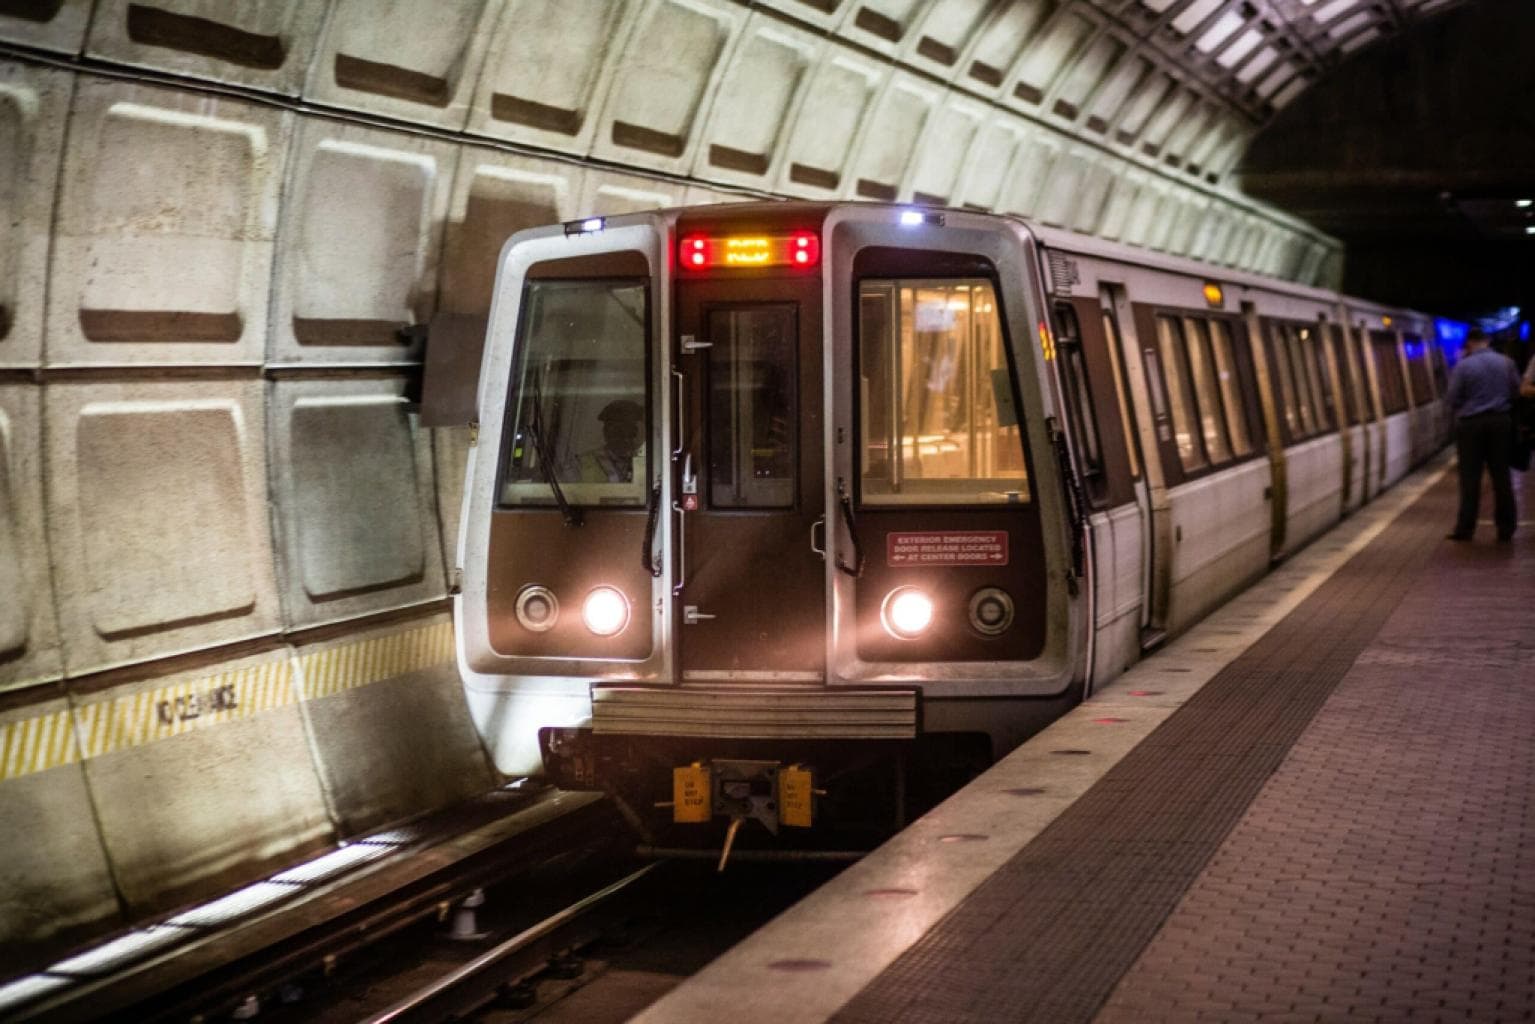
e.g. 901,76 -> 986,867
1454,411 -> 1516,537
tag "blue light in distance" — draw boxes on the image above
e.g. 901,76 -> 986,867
1522,321 -> 1531,342
1434,318 -> 1467,346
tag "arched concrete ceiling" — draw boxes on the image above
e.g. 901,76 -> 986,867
1240,0 -> 1534,323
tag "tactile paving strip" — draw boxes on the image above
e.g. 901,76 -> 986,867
833,476 -> 1456,1024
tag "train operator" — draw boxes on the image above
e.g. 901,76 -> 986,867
577,399 -> 645,483
1445,327 -> 1520,543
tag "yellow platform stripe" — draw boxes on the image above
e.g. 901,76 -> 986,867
0,619 -> 456,783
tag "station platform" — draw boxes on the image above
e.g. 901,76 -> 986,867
638,452 -> 1535,1024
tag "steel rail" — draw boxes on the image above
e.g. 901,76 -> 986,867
366,861 -> 663,1024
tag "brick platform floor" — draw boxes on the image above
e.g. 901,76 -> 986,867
1094,470 -> 1535,1022
836,465 -> 1534,1024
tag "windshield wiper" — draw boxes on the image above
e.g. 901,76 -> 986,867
527,373 -> 582,527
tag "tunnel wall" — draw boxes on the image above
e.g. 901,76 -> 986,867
0,0 -> 1340,969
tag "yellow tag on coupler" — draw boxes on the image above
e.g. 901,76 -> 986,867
673,763 -> 711,823
779,765 -> 814,828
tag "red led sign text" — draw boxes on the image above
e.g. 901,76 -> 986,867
679,232 -> 820,270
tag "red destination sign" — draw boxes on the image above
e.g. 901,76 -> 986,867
887,531 -> 1009,567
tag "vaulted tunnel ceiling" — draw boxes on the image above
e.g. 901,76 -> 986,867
1239,0 -> 1535,325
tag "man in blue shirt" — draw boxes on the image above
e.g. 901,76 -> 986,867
1445,328 -> 1521,541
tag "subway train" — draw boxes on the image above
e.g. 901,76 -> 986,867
438,202 -> 1449,852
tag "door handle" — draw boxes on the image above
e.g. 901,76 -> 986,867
683,605 -> 716,625
810,516 -> 826,558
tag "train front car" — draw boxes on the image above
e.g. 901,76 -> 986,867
456,203 -> 1087,853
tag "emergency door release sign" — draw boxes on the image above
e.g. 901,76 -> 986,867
887,531 -> 1009,567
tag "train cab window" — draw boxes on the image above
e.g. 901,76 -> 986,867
1051,303 -> 1104,479
858,278 -> 1029,504
1205,319 -> 1253,456
499,279 -> 650,508
1153,315 -> 1209,471
707,306 -> 796,509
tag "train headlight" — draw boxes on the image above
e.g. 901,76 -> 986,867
968,587 -> 1015,636
882,587 -> 934,640
514,585 -> 559,632
582,587 -> 630,637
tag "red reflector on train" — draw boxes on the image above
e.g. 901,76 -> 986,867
678,232 -> 820,270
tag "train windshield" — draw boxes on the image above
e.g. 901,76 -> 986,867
857,278 -> 1029,504
499,279 -> 649,508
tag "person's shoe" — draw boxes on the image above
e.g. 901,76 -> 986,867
1446,532 -> 1473,541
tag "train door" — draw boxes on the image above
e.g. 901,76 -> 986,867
671,276 -> 825,679
1097,284 -> 1157,642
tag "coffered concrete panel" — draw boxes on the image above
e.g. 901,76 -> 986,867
0,63 -> 68,370
0,386 -> 62,692
1000,129 -> 1060,217
1098,170 -> 1148,243
466,0 -> 640,154
902,0 -> 1008,81
578,170 -> 679,218
964,0 -> 1056,97
439,151 -> 576,317
779,52 -> 886,196
1006,8 -> 1099,112
305,0 -> 500,130
296,615 -> 494,837
45,380 -> 281,674
1036,147 -> 1089,228
851,73 -> 939,201
836,0 -> 922,57
270,378 -> 445,628
909,95 -> 985,205
957,120 -> 1026,212
0,0 -> 91,53
1070,156 -> 1117,235
593,0 -> 741,176
693,14 -> 820,189
272,119 -> 455,365
77,647 -> 332,917
0,698 -> 119,970
47,80 -> 285,367
85,0 -> 327,94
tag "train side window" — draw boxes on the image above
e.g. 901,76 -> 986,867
1265,321 -> 1301,440
1403,335 -> 1432,403
1051,303 -> 1104,479
499,278 -> 650,508
1206,318 -> 1253,455
1309,326 -> 1337,429
1329,325 -> 1358,425
1370,331 -> 1408,414
1296,326 -> 1329,433
1284,326 -> 1319,436
1177,316 -> 1233,464
1153,315 -> 1207,471
857,278 -> 1029,504
1100,309 -> 1141,480
707,305 -> 796,509
1429,345 -> 1448,393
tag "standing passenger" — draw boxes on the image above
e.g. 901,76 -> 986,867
1445,328 -> 1520,542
